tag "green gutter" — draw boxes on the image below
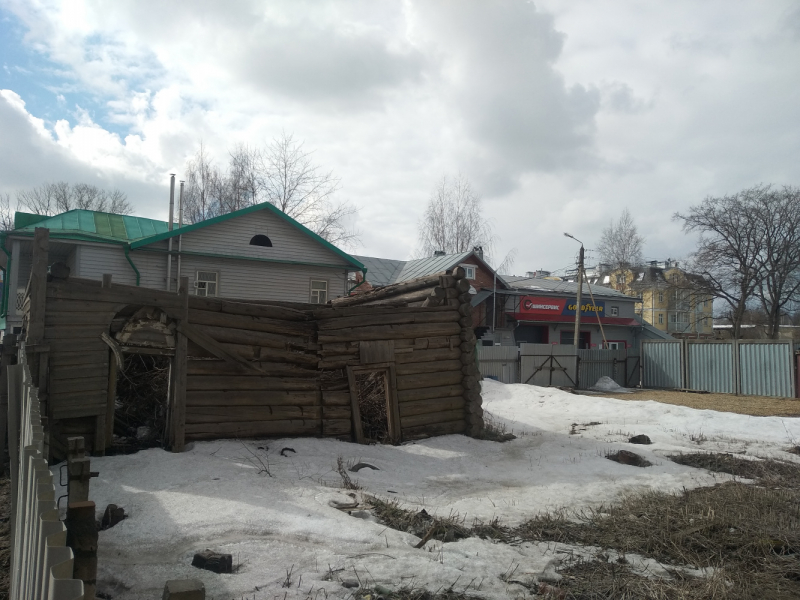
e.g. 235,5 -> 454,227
0,234 -> 10,318
347,267 -> 368,295
124,244 -> 141,286
133,246 -> 363,272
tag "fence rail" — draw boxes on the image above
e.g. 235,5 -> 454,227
9,350 -> 84,600
642,339 -> 795,398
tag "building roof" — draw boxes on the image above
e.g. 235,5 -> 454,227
9,202 -> 364,270
353,250 -> 507,288
12,210 -> 169,243
503,275 -> 635,300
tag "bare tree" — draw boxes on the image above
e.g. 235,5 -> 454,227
674,184 -> 789,339
182,134 -> 359,247
598,208 -> 644,268
417,174 -> 495,259
0,193 -> 15,232
17,181 -> 132,216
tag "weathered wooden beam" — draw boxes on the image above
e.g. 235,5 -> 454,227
397,384 -> 464,403
188,295 -> 312,320
401,409 -> 465,429
186,405 -> 322,423
170,277 -> 190,452
402,420 -> 466,440
318,322 -> 461,344
394,347 -> 461,364
398,396 -> 466,418
317,311 -> 460,331
186,375 -> 318,391
396,359 -> 462,376
185,419 -> 321,438
331,273 -> 447,307
188,308 -> 314,336
185,390 -> 319,407
314,304 -> 456,320
395,371 -> 463,391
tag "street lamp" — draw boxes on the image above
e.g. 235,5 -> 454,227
564,233 -> 585,348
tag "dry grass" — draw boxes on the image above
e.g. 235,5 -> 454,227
368,456 -> 800,599
599,388 -> 800,417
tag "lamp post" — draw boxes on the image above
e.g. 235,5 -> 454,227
564,233 -> 585,349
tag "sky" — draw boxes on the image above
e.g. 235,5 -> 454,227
1,0 -> 799,274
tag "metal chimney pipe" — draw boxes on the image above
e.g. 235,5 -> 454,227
177,180 -> 184,292
166,174 -> 175,291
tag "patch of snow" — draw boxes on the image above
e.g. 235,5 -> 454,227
69,380 -> 800,599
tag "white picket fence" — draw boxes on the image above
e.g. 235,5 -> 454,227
8,355 -> 84,600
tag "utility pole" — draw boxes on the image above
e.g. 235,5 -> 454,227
564,233 -> 584,348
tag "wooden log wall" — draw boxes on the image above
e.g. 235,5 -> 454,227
22,232 -> 484,458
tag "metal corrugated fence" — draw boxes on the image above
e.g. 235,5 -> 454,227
476,345 -> 519,383
642,341 -> 683,389
577,349 -> 627,388
641,339 -> 795,398
520,344 -> 578,387
9,357 -> 85,600
739,341 -> 794,398
687,342 -> 735,394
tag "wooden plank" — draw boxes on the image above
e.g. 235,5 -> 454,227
44,325 -> 107,340
317,357 -> 359,369
186,405 -> 321,423
196,324 -> 308,348
185,419 -> 321,438
50,376 -> 109,394
401,409 -> 465,429
49,390 -> 107,404
188,308 -> 314,336
186,375 -> 318,391
395,371 -> 463,391
49,350 -> 109,367
188,295 -> 312,321
51,364 -> 108,381
360,340 -> 394,364
398,384 -> 464,403
399,396 -> 466,418
45,311 -> 115,327
27,227 -> 49,344
45,298 -> 124,313
319,311 -> 460,331
318,322 -> 461,344
52,404 -> 107,420
314,304 -> 456,320
322,391 -> 352,406
394,347 -> 461,364
331,273 -> 445,307
186,359 -> 316,377
396,359 -> 462,376
323,419 -> 351,436
105,350 -> 116,447
322,406 -> 351,420
402,420 -> 466,440
186,390 -> 319,407
46,278 -> 185,310
178,321 -> 258,373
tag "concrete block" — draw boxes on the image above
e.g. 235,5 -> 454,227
163,579 -> 205,600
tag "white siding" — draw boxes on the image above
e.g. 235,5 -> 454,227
176,253 -> 348,303
178,209 -> 353,267
78,243 -> 168,288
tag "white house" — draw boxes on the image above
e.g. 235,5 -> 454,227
0,202 -> 365,333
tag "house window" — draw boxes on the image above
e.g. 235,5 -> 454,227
194,271 -> 218,297
610,306 -> 619,317
461,265 -> 477,280
658,313 -> 664,324
604,341 -> 623,349
658,292 -> 664,303
310,280 -> 328,304
249,234 -> 273,247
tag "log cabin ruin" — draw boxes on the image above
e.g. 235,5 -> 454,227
19,228 -> 483,460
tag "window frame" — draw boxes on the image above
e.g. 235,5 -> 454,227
194,270 -> 219,297
609,306 -> 619,317
310,279 -> 328,304
460,264 -> 477,280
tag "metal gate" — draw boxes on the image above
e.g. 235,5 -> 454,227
476,345 -> 519,384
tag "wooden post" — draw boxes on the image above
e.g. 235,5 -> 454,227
170,276 -> 189,452
27,227 -> 49,387
105,349 -> 117,448
0,334 -> 17,474
66,500 -> 98,600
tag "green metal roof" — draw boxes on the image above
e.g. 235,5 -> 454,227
13,210 -> 169,243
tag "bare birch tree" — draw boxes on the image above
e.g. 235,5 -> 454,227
16,182 -> 132,215
598,208 -> 644,268
0,193 -> 15,231
417,174 -> 495,259
181,134 -> 359,247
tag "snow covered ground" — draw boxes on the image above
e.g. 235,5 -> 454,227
67,381 -> 800,599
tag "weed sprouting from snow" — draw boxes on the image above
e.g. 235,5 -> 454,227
337,456 -> 361,490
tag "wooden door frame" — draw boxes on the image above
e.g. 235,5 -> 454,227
346,362 -> 401,444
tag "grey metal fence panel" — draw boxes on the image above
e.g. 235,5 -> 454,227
686,342 -> 735,394
476,346 -> 519,383
520,344 -> 578,387
577,349 -> 627,389
641,340 -> 683,389
738,341 -> 794,398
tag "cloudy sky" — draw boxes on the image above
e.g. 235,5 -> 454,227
1,0 -> 799,274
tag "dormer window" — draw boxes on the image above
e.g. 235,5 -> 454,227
461,264 -> 477,279
250,234 -> 273,247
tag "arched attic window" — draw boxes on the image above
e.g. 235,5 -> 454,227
249,234 -> 273,247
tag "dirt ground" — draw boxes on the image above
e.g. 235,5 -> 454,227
0,476 -> 9,600
598,388 -> 800,417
